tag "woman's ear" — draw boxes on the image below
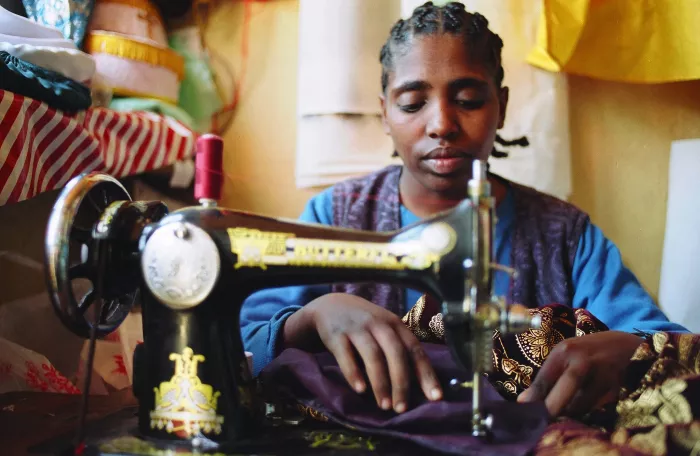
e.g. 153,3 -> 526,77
379,94 -> 390,135
497,86 -> 509,129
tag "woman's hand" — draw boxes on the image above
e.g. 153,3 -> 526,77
517,330 -> 644,417
282,293 -> 443,413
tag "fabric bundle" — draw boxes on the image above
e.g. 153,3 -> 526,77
0,3 -> 96,109
261,297 -> 700,455
83,0 -> 184,105
21,0 -> 94,47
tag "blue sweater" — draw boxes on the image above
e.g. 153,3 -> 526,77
241,186 -> 688,374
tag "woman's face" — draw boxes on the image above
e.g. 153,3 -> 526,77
380,34 -> 508,196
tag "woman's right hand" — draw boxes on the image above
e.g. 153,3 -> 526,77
282,293 -> 443,413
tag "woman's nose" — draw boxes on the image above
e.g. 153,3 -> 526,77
426,103 -> 459,140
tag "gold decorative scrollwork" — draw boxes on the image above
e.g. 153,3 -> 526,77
150,347 -> 224,437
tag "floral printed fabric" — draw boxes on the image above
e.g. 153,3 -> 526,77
22,0 -> 95,47
403,296 -> 700,455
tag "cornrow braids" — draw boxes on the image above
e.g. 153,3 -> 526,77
492,134 -> 529,158
379,2 -> 504,93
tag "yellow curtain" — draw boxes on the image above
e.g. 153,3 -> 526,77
527,0 -> 700,83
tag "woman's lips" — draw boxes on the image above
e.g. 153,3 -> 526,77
423,156 -> 469,175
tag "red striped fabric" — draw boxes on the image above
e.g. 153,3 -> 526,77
0,90 -> 197,206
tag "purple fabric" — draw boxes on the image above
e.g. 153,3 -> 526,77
260,343 -> 550,456
508,182 -> 590,308
331,165 -> 404,315
330,165 -> 589,311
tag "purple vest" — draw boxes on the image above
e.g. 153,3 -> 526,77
330,165 -> 589,315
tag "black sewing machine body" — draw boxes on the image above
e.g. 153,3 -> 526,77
130,202 -> 475,444
44,161 -> 537,454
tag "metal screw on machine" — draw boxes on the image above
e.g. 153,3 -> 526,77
174,223 -> 190,240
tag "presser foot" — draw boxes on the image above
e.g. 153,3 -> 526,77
471,412 -> 494,439
449,377 -> 494,439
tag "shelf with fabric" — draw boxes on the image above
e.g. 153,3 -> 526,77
0,89 -> 197,207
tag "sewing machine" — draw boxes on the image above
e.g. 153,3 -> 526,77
43,134 -> 540,454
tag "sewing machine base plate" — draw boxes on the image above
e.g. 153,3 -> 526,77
28,407 -> 438,456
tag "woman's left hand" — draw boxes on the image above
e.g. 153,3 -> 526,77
517,330 -> 644,417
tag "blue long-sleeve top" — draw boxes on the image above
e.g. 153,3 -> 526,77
241,185 -> 688,375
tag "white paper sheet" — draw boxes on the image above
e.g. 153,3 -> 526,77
658,139 -> 700,333
297,0 -> 401,116
399,0 -> 572,200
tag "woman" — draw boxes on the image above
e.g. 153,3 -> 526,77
241,1 -> 687,419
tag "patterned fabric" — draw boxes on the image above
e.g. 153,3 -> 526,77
403,296 -> 608,400
0,89 -> 196,206
331,165 -> 404,316
0,337 -> 81,395
329,165 -> 589,315
402,296 -> 700,454
535,331 -> 700,455
508,182 -> 590,308
267,301 -> 700,455
22,0 -> 95,47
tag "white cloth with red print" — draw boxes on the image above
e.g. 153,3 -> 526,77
0,312 -> 143,395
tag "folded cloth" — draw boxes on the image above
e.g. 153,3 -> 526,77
0,3 -> 64,39
0,50 -> 91,112
0,42 -> 95,83
402,295 -> 610,401
0,32 -> 77,48
260,344 -> 550,456
22,0 -> 95,47
534,331 -> 700,455
403,295 -> 700,454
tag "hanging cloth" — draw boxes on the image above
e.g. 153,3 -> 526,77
527,0 -> 700,84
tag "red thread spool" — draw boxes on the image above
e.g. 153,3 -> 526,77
194,134 -> 224,202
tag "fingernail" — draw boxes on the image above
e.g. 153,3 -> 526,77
354,381 -> 365,393
381,398 -> 391,410
518,390 -> 530,402
394,402 -> 406,413
431,388 -> 442,401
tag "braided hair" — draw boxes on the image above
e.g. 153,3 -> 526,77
380,1 -> 504,92
382,2 -> 527,158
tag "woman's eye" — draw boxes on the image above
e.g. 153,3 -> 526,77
456,99 -> 485,109
398,102 -> 424,113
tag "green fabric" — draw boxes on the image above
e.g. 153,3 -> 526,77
109,97 -> 196,130
168,33 -> 223,133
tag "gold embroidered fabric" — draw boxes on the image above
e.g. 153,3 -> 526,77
403,294 -> 700,455
297,403 -> 329,423
402,294 -> 606,400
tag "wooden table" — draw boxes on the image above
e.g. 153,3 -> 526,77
0,391 -> 432,455
0,390 -> 137,455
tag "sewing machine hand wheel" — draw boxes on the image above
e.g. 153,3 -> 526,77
45,173 -> 138,338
